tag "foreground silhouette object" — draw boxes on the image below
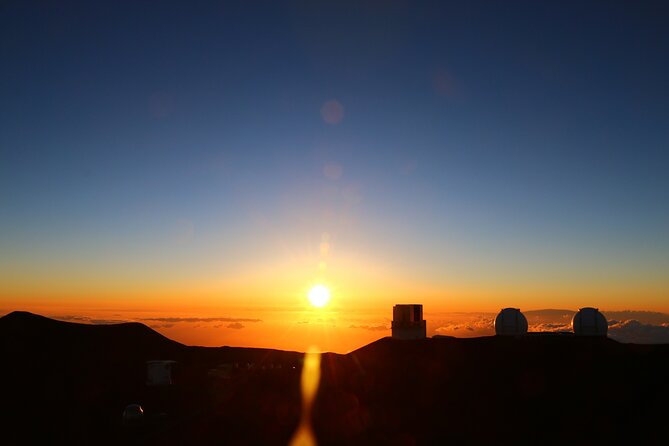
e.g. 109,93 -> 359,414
494,308 -> 529,336
122,404 -> 144,426
146,360 -> 177,386
391,304 -> 426,339
572,307 -> 608,336
1,311 -> 667,445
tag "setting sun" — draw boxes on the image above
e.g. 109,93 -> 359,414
308,285 -> 331,308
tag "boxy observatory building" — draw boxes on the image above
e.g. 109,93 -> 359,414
392,304 -> 427,339
146,360 -> 177,386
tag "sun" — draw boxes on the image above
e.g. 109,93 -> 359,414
308,285 -> 331,308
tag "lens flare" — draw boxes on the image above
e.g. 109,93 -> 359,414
289,347 -> 321,446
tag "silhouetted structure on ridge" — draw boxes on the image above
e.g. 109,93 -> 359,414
392,304 -> 426,339
390,304 -> 609,339
3,310 -> 668,445
494,308 -> 528,336
572,307 -> 608,336
146,360 -> 177,386
122,404 -> 144,426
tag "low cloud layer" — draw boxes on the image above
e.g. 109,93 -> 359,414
605,311 -> 669,325
529,323 -> 572,332
53,315 -> 128,325
433,316 -> 495,337
429,311 -> 669,344
349,324 -> 388,331
526,316 -> 669,343
140,317 -> 261,323
608,320 -> 669,344
140,316 -> 260,330
50,310 -> 669,344
51,315 -> 261,331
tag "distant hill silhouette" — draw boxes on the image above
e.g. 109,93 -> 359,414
1,311 -> 183,359
0,311 -> 302,445
524,308 -> 575,317
1,311 -> 668,445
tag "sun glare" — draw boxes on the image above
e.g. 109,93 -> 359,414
308,285 -> 331,308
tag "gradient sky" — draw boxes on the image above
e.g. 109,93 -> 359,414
1,1 -> 668,350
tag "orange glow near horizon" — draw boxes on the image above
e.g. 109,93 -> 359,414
2,242 -> 669,315
3,285 -> 669,353
2,250 -> 669,353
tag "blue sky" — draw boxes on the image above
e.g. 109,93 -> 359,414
1,1 -> 668,312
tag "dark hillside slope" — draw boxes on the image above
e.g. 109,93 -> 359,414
0,311 -> 183,359
1,312 -> 668,445
0,312 -> 190,444
314,336 -> 669,444
0,312 -> 303,445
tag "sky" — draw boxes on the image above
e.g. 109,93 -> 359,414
1,1 -> 668,351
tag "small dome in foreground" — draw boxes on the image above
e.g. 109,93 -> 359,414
122,404 -> 144,426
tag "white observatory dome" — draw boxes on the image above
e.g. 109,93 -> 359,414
494,308 -> 528,336
572,307 -> 607,336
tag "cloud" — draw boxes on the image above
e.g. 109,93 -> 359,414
525,313 -> 669,343
151,323 -> 175,329
433,318 -> 495,337
608,320 -> 669,344
53,315 -> 128,325
526,319 -> 669,344
528,323 -> 572,332
349,324 -> 388,331
603,311 -> 669,326
525,310 -> 575,324
426,310 -> 669,344
51,314 -> 262,329
525,309 -> 669,326
140,317 -> 261,323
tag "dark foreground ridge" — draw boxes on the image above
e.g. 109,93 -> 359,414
1,311 -> 668,445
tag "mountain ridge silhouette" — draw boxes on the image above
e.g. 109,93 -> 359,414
1,311 -> 668,444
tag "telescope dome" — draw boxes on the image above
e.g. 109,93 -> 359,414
572,307 -> 607,336
494,308 -> 528,336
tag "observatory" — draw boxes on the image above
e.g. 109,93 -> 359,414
122,404 -> 144,426
391,304 -> 426,340
146,360 -> 178,386
495,308 -> 528,336
572,307 -> 608,336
